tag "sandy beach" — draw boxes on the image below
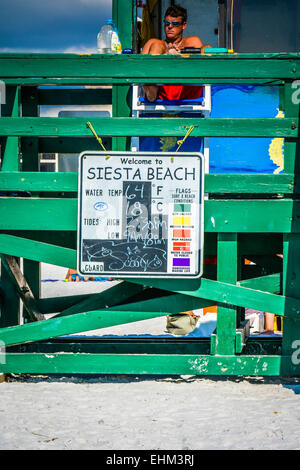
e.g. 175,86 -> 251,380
1,264 -> 300,450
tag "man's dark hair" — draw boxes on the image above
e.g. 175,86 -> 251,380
164,4 -> 187,23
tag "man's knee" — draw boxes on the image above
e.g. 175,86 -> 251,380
149,41 -> 167,55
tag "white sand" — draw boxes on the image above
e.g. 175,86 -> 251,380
1,263 -> 300,450
1,376 -> 300,450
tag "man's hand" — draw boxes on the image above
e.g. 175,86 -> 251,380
201,44 -> 213,54
166,42 -> 182,54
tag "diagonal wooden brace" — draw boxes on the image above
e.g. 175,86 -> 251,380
1,255 -> 45,322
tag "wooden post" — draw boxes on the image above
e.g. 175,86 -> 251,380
0,85 -> 21,327
21,87 -> 40,324
112,0 -> 134,151
213,233 -> 239,355
281,82 -> 300,375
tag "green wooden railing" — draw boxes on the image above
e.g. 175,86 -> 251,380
0,49 -> 300,376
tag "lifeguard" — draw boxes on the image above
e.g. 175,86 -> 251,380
142,3 -> 211,102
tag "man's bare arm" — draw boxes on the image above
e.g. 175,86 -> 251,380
182,36 -> 203,49
141,39 -> 167,101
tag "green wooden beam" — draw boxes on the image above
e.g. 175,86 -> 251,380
0,309 -> 166,347
1,86 -> 20,172
281,78 -> 300,375
0,233 -> 293,318
0,117 -> 297,137
0,353 -> 286,376
0,234 -> 75,268
2,231 -> 280,256
0,53 -> 299,79
205,174 -> 295,194
112,0 -> 133,151
0,87 -> 21,327
131,277 -> 300,318
113,0 -> 133,50
238,273 -> 281,293
0,171 -> 77,192
1,198 -> 300,233
0,172 -> 295,194
3,78 -> 286,86
214,233 -> 239,355
21,87 -> 41,316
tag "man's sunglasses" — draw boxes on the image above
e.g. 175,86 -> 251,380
163,19 -> 183,27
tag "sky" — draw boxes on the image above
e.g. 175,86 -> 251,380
0,0 -> 112,53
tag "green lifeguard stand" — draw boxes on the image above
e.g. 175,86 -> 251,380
0,0 -> 300,376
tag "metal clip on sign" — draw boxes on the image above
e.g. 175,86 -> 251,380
171,125 -> 195,161
86,121 -> 111,159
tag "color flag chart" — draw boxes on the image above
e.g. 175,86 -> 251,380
77,151 -> 204,278
168,203 -> 199,275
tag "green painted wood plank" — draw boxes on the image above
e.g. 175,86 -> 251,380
0,172 -> 78,192
3,230 -> 77,250
0,232 -> 289,317
130,277 -> 300,318
0,85 -> 21,327
21,87 -> 41,317
0,234 -> 281,308
280,80 -> 300,375
282,234 -> 300,375
0,54 -> 299,79
239,273 -> 281,293
0,198 -> 77,231
0,117 -> 297,137
0,198 -> 299,233
112,85 -> 131,151
3,78 -> 286,86
112,0 -> 132,152
0,234 -> 75,268
1,86 -> 20,172
206,199 -> 300,233
37,88 -> 112,106
205,174 -> 294,193
282,83 -> 299,174
0,172 -> 294,194
0,232 -> 283,256
0,291 -> 211,347
0,353 -> 284,376
0,309 -> 167,347
0,232 -> 297,320
215,233 -> 239,355
113,0 -> 133,50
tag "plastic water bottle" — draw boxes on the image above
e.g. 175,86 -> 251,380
97,19 -> 122,54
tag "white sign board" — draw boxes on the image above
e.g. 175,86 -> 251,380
77,151 -> 204,278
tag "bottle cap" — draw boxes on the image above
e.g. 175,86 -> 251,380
122,48 -> 134,54
105,19 -> 114,24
